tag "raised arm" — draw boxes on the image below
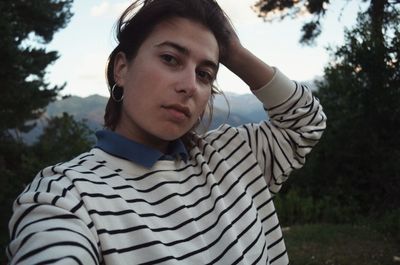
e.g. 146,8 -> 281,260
220,24 -> 275,91
220,22 -> 327,194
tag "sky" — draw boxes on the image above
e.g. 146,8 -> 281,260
46,0 -> 362,98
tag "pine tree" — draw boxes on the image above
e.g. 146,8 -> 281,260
0,1 -> 73,262
313,2 -> 400,213
253,0 -> 331,44
34,113 -> 95,166
0,0 -> 73,138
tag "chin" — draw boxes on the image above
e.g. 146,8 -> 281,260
154,129 -> 185,141
152,121 -> 196,142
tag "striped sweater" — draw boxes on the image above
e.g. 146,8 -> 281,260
7,69 -> 326,265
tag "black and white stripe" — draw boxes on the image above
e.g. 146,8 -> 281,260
7,72 -> 325,264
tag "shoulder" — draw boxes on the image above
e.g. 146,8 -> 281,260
22,150 -> 113,195
202,124 -> 240,144
194,124 -> 254,158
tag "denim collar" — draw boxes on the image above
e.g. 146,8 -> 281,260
95,130 -> 188,168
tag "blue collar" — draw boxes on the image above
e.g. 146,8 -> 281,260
95,130 -> 188,168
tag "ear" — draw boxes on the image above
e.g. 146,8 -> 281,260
114,52 -> 129,87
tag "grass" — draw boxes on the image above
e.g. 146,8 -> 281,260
284,223 -> 400,265
2,222 -> 398,264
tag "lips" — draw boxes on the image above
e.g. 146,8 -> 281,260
163,104 -> 191,118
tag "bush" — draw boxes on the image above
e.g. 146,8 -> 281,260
275,188 -> 362,225
369,210 -> 400,243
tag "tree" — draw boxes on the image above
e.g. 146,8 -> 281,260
0,0 -> 73,138
253,0 -> 400,45
314,4 -> 400,212
254,0 -> 400,218
0,1 -> 73,262
34,113 -> 95,166
0,113 -> 94,263
253,0 -> 331,45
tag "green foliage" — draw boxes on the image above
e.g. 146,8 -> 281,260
0,143 -> 32,264
0,1 -> 75,263
34,113 -> 95,165
0,114 -> 94,264
284,223 -> 400,265
0,0 -> 73,134
2,114 -> 95,202
311,5 -> 400,213
253,0 -> 330,44
259,0 -> 400,220
274,188 -> 361,225
368,209 -> 400,243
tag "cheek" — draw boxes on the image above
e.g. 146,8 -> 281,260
122,86 -> 149,116
197,90 -> 212,112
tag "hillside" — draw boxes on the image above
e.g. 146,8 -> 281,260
23,93 -> 266,143
47,93 -> 266,129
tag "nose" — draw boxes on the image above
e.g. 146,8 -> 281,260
175,69 -> 197,96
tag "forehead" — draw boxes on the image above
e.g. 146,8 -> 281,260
143,17 -> 219,62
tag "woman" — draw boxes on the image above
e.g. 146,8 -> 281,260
7,0 -> 326,264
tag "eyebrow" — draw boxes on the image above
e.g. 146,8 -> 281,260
155,41 -> 219,72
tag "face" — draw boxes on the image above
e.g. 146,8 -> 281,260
114,17 -> 219,152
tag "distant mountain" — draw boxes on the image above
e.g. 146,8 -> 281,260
46,93 -> 266,129
214,92 -> 267,122
23,93 -> 266,143
46,94 -> 107,131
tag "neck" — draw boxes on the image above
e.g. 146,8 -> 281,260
114,126 -> 169,153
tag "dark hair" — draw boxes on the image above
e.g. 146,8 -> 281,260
104,0 -> 233,143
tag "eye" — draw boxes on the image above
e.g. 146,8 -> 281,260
197,70 -> 215,85
160,54 -> 178,66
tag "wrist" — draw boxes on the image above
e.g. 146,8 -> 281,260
222,46 -> 275,90
221,43 -> 248,71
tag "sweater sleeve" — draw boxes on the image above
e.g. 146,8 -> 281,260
236,68 -> 327,194
7,166 -> 101,265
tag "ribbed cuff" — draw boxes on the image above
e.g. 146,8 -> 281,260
252,67 -> 296,109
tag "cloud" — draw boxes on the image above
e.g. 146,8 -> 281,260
90,1 -> 258,24
90,1 -> 131,17
90,1 -> 109,17
77,53 -> 106,80
216,0 -> 259,25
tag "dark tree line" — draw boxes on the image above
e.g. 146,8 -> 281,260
0,0 -> 73,135
254,0 -> 400,221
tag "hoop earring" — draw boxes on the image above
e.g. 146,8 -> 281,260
111,84 -> 124,102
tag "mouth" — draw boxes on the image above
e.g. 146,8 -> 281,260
163,104 -> 191,118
